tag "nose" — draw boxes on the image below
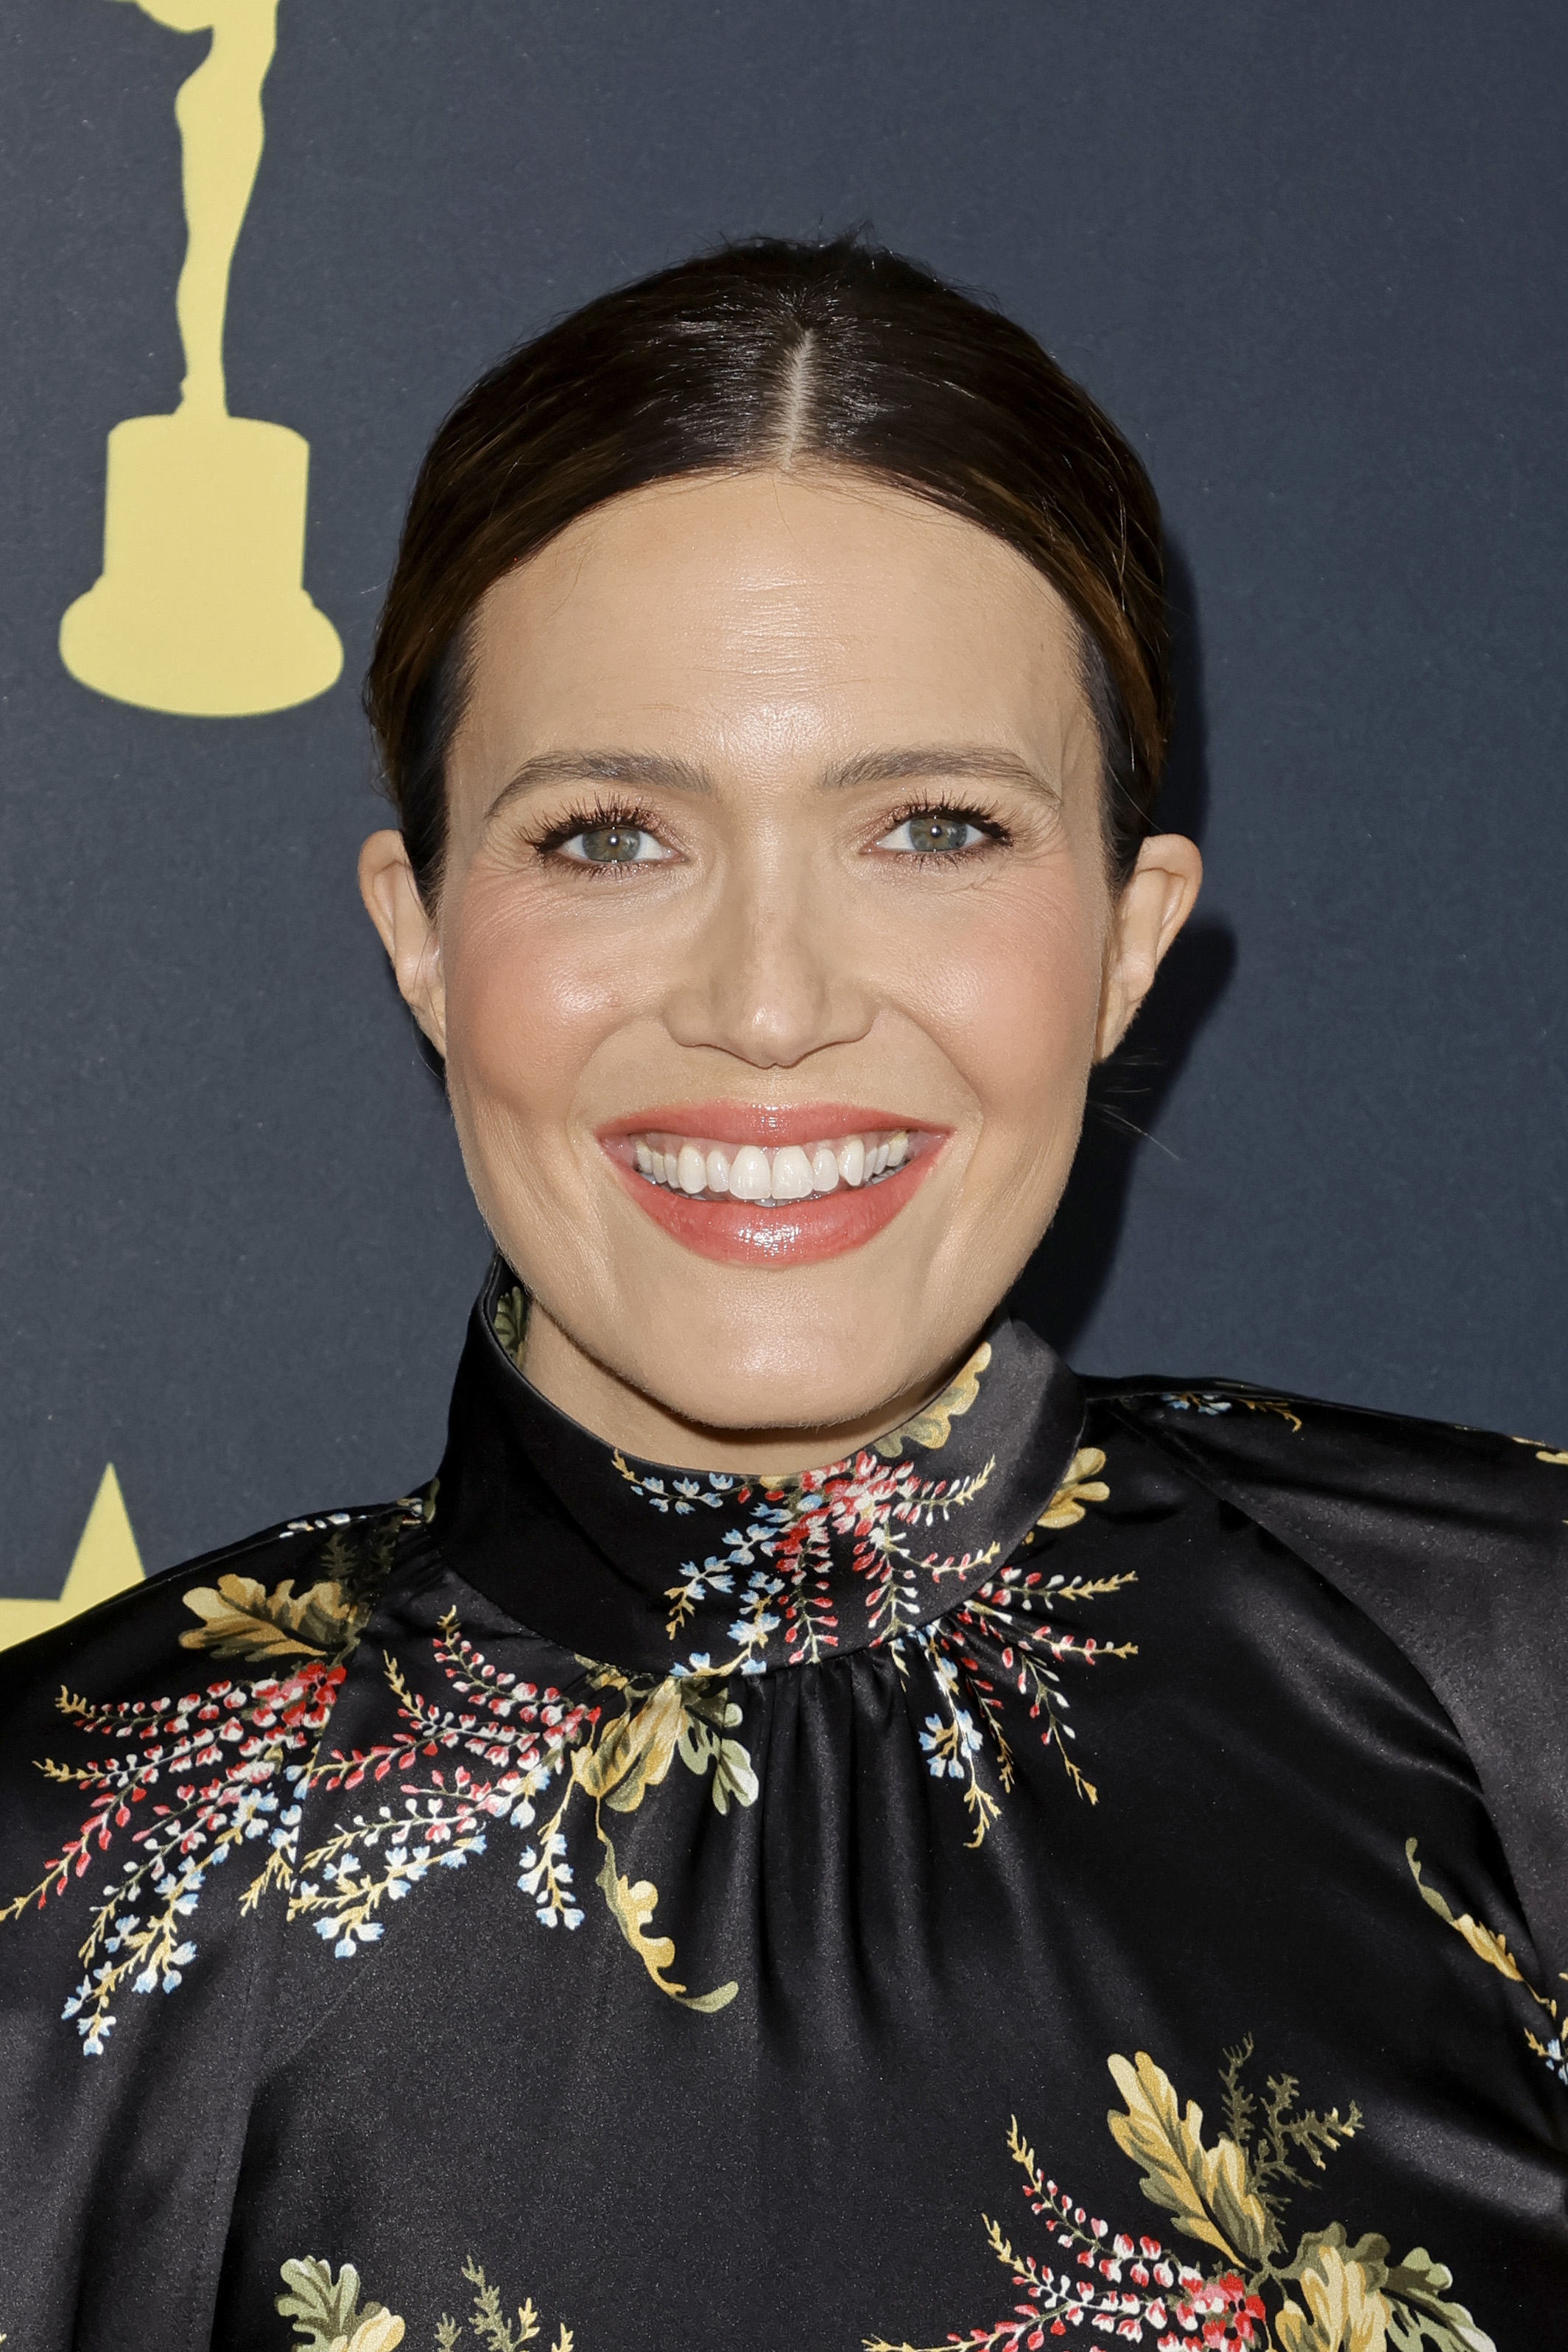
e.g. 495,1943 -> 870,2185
661,852 -> 876,1070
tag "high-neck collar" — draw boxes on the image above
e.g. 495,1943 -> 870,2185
432,1258 -> 1085,1678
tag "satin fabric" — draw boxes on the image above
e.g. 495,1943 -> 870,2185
0,1261 -> 1564,2351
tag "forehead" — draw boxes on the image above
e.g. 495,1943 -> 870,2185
456,469 -> 1094,777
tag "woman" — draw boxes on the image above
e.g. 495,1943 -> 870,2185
1,238 -> 1563,2351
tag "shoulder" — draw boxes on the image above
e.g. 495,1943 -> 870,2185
1079,1371 -> 1568,1564
0,1496 -> 426,1819
1077,1370 -> 1568,1685
0,1495 -> 431,2064
1080,1369 -> 1568,1980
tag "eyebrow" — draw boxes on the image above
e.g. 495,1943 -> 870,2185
485,750 -> 712,823
818,746 -> 1057,797
483,742 -> 1056,824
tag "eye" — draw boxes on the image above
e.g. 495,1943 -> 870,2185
876,812 -> 994,856
556,822 -> 672,866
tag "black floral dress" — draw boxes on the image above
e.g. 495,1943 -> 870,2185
1,1260 -> 1565,2351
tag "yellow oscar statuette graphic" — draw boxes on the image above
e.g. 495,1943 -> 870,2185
60,0 -> 342,717
0,1467 -> 146,1653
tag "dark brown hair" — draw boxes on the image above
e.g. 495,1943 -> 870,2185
366,236 -> 1172,905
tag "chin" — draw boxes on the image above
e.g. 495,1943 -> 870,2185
653,1369 -> 887,1442
607,1287 -> 959,1442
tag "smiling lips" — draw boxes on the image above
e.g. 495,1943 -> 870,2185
597,1103 -> 946,1265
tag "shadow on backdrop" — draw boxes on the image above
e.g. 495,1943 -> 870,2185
1010,541 -> 1237,1357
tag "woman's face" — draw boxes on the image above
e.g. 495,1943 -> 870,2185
362,470 -> 1200,1467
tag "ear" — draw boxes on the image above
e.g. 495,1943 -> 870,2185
358,830 -> 447,1056
1095,832 -> 1203,1060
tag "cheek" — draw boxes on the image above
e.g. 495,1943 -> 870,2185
439,886 -> 639,1139
911,884 -> 1106,1140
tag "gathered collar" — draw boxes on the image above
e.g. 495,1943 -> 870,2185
431,1258 -> 1085,1678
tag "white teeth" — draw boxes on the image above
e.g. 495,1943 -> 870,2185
770,1145 -> 814,1201
630,1123 -> 915,1201
728,1143 -> 772,1201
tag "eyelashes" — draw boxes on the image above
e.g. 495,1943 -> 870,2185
879,798 -> 1013,854
518,793 -> 1013,870
523,797 -> 664,870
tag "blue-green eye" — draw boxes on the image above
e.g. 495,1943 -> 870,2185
558,824 -> 669,865
876,813 -> 990,855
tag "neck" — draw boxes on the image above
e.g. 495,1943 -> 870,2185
518,1298 -> 975,1476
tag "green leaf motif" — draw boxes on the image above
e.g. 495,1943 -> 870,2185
276,2257 -> 387,2349
493,1287 -> 529,1366
1384,2244 -> 1497,2352
675,1687 -> 760,1814
708,1734 -> 759,1814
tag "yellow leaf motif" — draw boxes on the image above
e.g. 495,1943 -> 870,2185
1405,1841 -> 1524,1982
870,2051 -> 1493,2352
594,1830 -> 736,2014
180,1573 -> 359,1663
1036,1447 -> 1110,1530
874,1341 -> 992,1456
1105,2051 -> 1271,2267
1510,1434 -> 1568,1465
573,1679 -> 686,1814
328,2318 -> 405,2352
1276,2236 -> 1390,2352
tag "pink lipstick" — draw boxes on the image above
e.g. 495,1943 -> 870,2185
597,1102 -> 949,1266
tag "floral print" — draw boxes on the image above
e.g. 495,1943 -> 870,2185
1,1277 -> 1563,2342
663,1439 -> 1127,1826
1159,1391 -> 1304,1436
0,1506 -> 415,2054
658,1443 -> 1001,1669
867,2041 -> 1494,2351
606,1334 -> 1007,1671
908,1528 -> 1134,1819
609,1341 -> 1132,1825
293,1606 -> 756,2010
1407,1839 -> 1568,2088
1036,1448 -> 1111,1528
0,1503 -> 762,2046
4,1377 -> 1133,2043
278,2256 -> 574,2352
504,1652 -> 755,2009
2,1305 -> 1145,2054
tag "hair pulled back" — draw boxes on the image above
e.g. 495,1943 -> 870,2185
366,236 -> 1172,905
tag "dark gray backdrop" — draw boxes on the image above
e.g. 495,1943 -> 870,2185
2,0 -> 1564,1596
